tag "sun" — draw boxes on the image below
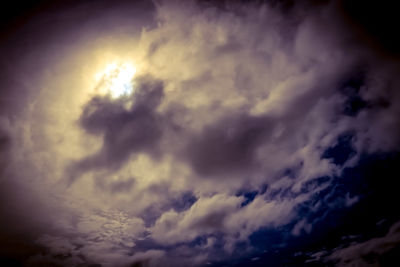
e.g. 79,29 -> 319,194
95,62 -> 137,98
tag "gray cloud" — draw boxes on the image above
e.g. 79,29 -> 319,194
319,220 -> 400,266
183,114 -> 272,178
69,76 -> 166,181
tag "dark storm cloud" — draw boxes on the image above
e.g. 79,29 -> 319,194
183,114 -> 271,178
70,76 -> 165,179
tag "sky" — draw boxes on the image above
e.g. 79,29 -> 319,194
0,0 -> 399,266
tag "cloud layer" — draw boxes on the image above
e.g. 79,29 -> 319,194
1,0 -> 399,266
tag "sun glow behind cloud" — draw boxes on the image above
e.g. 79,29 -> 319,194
95,62 -> 137,98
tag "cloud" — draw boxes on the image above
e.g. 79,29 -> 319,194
1,0 -> 400,266
69,75 -> 166,181
320,220 -> 400,266
182,113 -> 272,178
151,194 -> 242,245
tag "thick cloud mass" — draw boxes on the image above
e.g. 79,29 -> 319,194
1,0 -> 400,266
71,76 -> 165,177
184,114 -> 271,177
